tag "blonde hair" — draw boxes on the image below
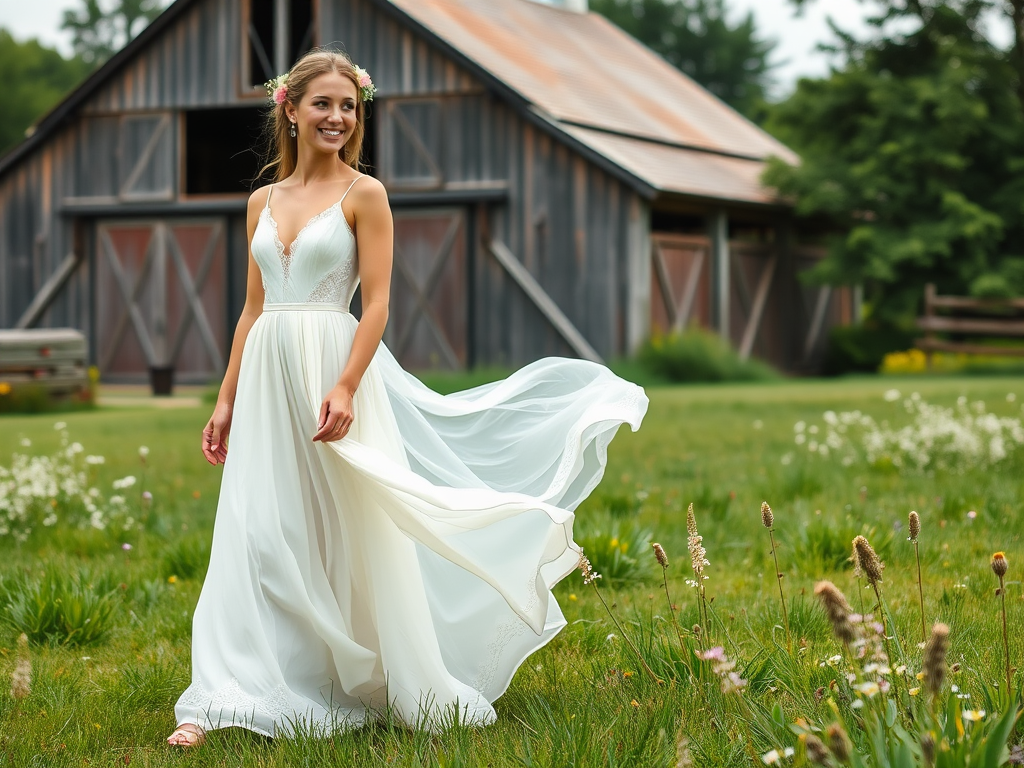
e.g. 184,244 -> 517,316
259,47 -> 367,182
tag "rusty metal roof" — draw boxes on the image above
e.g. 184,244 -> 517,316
388,0 -> 798,204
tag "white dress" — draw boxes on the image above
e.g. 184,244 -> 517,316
173,176 -> 648,737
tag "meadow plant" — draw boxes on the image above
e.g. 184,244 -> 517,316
685,503 -> 711,645
908,511 -> 926,643
2,567 -> 121,646
792,392 -> 1024,474
10,632 -> 30,700
0,423 -> 136,541
576,549 -> 659,683
652,542 -> 686,654
991,552 -> 1011,694
761,501 -> 790,650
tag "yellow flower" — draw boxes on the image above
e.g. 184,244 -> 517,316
0,382 -> 11,395
619,542 -> 628,553
630,699 -> 640,708
623,671 -> 634,678
610,538 -> 619,548
963,709 -> 986,722
167,575 -> 178,584
568,593 -> 577,602
909,687 -> 921,696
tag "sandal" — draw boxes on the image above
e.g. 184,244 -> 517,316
167,722 -> 206,747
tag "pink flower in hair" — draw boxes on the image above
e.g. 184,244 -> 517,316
273,85 -> 288,104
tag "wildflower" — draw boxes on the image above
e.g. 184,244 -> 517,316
138,446 -> 149,460
122,542 -> 132,551
992,551 -> 1008,579
922,622 -> 949,699
852,536 -> 884,586
854,682 -> 880,697
908,511 -> 920,542
967,510 -> 977,521
10,633 -> 30,700
85,455 -> 105,465
0,382 -> 10,395
168,575 -> 178,584
884,389 -> 901,402
761,749 -> 793,764
697,646 -> 726,661
909,687 -> 921,696
568,593 -> 577,601
578,551 -> 601,585
814,581 -> 856,646
630,699 -> 640,708
652,542 -> 669,568
761,501 -> 773,529
963,709 -> 986,722
142,490 -> 153,502
53,421 -> 66,431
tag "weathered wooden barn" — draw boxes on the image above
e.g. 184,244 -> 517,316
0,0 -> 851,385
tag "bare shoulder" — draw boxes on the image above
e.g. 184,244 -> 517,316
247,185 -> 273,218
351,175 -> 389,210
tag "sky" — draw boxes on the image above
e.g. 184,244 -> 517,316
0,0 -> 1016,98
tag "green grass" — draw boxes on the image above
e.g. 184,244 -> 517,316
0,375 -> 1022,765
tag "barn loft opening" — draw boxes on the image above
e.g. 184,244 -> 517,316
246,0 -> 314,89
184,107 -> 268,195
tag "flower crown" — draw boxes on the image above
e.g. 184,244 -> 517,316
263,65 -> 376,105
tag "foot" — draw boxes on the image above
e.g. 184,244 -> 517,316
167,722 -> 206,747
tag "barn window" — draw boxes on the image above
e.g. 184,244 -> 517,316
244,0 -> 315,91
183,107 -> 268,195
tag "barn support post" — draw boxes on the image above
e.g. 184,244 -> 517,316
776,217 -> 796,368
274,0 -> 291,75
710,209 -> 729,341
625,194 -> 650,356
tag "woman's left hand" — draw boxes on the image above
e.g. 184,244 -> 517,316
313,384 -> 355,442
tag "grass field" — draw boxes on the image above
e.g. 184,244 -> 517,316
0,375 -> 1022,766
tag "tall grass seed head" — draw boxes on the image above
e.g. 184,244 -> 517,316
761,501 -> 773,529
908,510 -> 920,542
10,633 -> 30,700
578,550 -> 602,585
686,503 -> 697,538
992,551 -> 1008,580
852,535 -> 884,586
804,735 -> 830,766
652,542 -> 669,569
814,580 -> 856,646
923,622 -> 949,699
825,723 -> 852,763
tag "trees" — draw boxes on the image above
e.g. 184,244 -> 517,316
764,2 -> 1024,321
590,0 -> 776,117
62,0 -> 164,65
0,30 -> 92,157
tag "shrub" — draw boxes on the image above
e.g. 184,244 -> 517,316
2,568 -> 120,646
638,329 -> 777,383
821,324 -> 915,375
162,533 -> 211,581
0,382 -> 95,415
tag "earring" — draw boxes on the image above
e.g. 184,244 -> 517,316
289,122 -> 297,138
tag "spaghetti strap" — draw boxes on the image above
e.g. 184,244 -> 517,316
264,184 -> 274,209
338,175 -> 363,205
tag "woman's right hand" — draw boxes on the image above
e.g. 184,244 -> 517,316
202,402 -> 233,465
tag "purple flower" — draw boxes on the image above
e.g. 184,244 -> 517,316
122,543 -> 132,551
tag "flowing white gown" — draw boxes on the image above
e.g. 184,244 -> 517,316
173,176 -> 648,737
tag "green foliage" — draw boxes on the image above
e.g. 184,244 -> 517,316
794,515 -> 894,573
590,0 -> 776,117
0,382 -> 95,414
764,3 -> 1024,323
161,532 -> 211,581
0,29 -> 92,156
823,324 -> 917,375
61,0 -> 164,65
575,518 -> 655,586
638,328 -> 779,383
2,567 -> 120,646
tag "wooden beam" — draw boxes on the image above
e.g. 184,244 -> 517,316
15,252 -> 82,330
671,250 -> 705,333
711,210 -> 729,340
917,316 -> 1024,336
738,253 -> 777,361
120,114 -> 170,197
488,239 -> 604,364
915,339 -> 1024,356
274,0 -> 290,75
803,285 -> 832,360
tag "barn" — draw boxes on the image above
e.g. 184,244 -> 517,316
0,0 -> 851,387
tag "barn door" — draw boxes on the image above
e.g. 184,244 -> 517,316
728,243 -> 779,363
649,233 -> 711,334
95,219 -> 227,382
387,209 -> 467,370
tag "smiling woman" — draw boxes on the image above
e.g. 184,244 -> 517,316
165,46 -> 647,748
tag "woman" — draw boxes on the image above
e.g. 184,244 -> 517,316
167,48 -> 647,746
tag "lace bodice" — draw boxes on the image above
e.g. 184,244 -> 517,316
251,177 -> 362,309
